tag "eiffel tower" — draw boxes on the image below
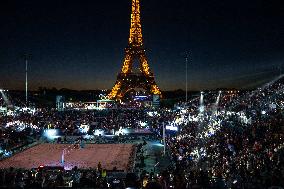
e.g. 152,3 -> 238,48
107,0 -> 161,100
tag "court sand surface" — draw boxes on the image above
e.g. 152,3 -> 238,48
0,143 -> 134,171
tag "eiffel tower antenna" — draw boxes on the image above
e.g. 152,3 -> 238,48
108,0 -> 161,100
129,0 -> 143,47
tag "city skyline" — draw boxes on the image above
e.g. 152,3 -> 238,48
0,0 -> 283,91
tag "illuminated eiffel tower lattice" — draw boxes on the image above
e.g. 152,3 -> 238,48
107,0 -> 161,100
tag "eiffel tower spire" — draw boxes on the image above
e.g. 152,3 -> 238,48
129,0 -> 143,46
107,0 -> 161,100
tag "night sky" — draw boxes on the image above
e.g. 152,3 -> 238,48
0,0 -> 283,91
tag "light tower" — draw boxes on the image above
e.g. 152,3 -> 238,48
23,54 -> 32,106
185,53 -> 189,102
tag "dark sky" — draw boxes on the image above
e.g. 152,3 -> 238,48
0,0 -> 283,91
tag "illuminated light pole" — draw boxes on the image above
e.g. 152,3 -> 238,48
185,52 -> 189,102
199,91 -> 204,113
23,54 -> 31,106
163,122 -> 166,155
25,58 -> 28,105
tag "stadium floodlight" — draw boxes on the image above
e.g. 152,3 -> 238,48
199,92 -> 205,113
0,89 -> 12,106
166,125 -> 178,131
139,121 -> 147,127
94,129 -> 104,136
79,124 -> 90,133
43,129 -> 58,140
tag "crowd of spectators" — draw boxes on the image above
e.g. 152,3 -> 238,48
0,107 -> 148,155
159,79 -> 284,188
0,78 -> 284,188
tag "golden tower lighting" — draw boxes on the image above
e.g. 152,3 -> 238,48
108,0 -> 161,100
